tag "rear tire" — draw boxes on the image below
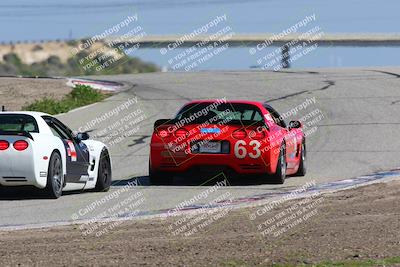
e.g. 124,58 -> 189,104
95,149 -> 112,192
271,144 -> 286,184
295,138 -> 307,176
45,151 -> 64,199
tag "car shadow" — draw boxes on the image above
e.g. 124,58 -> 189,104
0,186 -> 88,200
0,174 -> 291,200
0,186 -> 49,200
112,174 -> 290,187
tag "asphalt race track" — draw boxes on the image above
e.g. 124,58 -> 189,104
1,67 -> 400,228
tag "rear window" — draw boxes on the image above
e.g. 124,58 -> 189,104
0,114 -> 39,133
176,103 -> 264,125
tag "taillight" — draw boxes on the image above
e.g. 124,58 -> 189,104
157,129 -> 170,138
174,128 -> 189,138
0,140 -> 9,151
232,129 -> 247,139
13,140 -> 29,151
249,130 -> 266,140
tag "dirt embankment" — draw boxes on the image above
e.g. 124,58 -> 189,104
0,180 -> 399,266
0,77 -> 71,111
0,41 -> 113,65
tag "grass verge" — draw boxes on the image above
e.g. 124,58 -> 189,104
23,85 -> 109,114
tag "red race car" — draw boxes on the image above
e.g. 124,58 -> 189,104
149,100 -> 306,185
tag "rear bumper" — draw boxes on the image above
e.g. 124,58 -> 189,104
150,146 -> 275,175
0,176 -> 42,187
0,151 -> 47,189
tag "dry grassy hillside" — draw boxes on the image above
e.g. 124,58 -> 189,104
0,41 -> 115,65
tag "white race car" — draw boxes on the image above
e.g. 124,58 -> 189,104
0,111 -> 112,198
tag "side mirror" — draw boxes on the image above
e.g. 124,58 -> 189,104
288,120 -> 302,130
76,132 -> 90,141
154,119 -> 172,129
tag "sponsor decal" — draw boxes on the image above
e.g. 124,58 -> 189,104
79,175 -> 90,182
67,141 -> 77,162
201,128 -> 221,134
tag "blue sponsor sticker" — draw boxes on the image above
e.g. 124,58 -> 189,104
201,128 -> 221,134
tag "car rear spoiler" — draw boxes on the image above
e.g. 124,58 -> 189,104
0,130 -> 34,140
154,119 -> 176,129
154,119 -> 267,129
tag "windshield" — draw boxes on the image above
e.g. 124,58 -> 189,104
175,103 -> 264,125
0,114 -> 39,133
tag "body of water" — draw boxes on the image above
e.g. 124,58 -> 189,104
1,0 -> 399,69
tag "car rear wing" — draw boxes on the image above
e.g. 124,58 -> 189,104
154,119 -> 267,129
0,130 -> 34,140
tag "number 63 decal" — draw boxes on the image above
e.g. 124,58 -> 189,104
234,140 -> 261,159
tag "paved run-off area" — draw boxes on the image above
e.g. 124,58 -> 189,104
1,67 -> 400,229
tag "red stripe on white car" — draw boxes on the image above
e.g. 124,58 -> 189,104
67,140 -> 77,162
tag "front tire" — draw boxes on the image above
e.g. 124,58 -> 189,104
45,151 -> 64,199
295,138 -> 307,176
95,149 -> 112,192
271,144 -> 286,184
